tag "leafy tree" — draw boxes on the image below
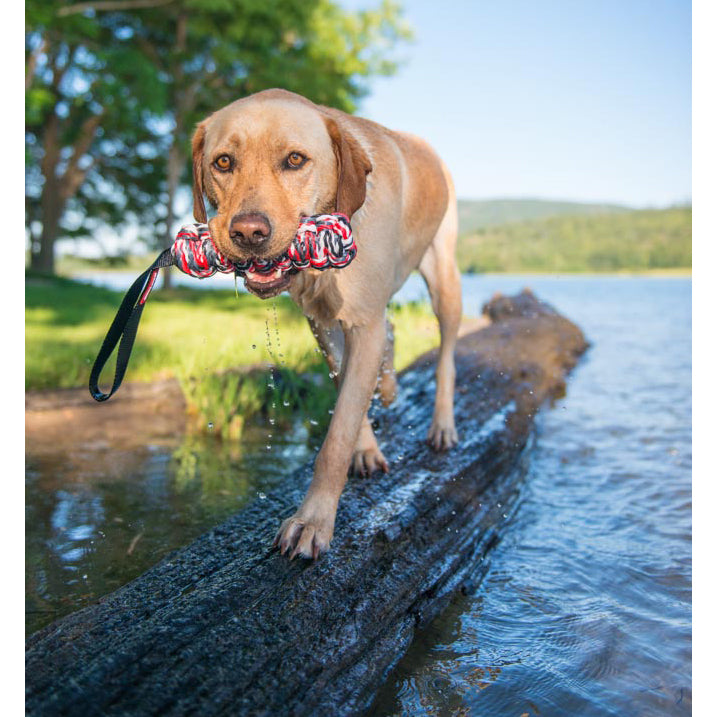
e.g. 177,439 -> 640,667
26,1 -> 171,272
26,0 -> 411,275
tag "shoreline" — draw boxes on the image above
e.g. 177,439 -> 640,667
25,316 -> 489,450
464,268 -> 692,278
54,266 -> 693,279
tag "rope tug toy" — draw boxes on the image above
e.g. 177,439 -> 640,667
89,213 -> 356,402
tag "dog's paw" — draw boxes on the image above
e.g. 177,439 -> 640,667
427,419 -> 459,452
273,501 -> 336,560
350,445 -> 389,476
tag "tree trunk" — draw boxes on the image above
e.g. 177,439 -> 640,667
161,138 -> 183,290
30,178 -> 64,274
25,291 -> 589,716
29,108 -> 103,275
161,13 -> 188,291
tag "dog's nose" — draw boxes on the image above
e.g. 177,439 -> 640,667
229,212 -> 272,248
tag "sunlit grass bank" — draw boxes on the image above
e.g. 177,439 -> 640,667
26,274 -> 442,436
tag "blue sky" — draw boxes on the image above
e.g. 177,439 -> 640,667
345,0 -> 692,207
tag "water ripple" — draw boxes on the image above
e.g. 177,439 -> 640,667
370,276 -> 691,717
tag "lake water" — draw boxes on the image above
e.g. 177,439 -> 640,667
373,274 -> 692,716
25,273 -> 692,715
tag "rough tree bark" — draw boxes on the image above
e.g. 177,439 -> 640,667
25,290 -> 588,716
30,97 -> 104,274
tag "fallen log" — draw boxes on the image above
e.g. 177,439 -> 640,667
25,290 -> 588,717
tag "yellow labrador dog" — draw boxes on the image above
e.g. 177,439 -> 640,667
191,88 -> 461,559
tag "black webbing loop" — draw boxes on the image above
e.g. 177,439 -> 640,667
89,249 -> 174,402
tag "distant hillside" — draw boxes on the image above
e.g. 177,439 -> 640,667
457,198 -> 632,235
457,206 -> 691,273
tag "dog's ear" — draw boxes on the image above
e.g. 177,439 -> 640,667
324,117 -> 372,218
191,121 -> 208,223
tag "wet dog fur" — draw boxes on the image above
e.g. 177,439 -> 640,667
191,89 -> 461,559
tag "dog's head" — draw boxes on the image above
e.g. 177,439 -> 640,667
191,89 -> 372,298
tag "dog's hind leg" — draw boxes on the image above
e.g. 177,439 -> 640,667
376,317 -> 397,408
308,317 -> 390,475
418,179 -> 462,451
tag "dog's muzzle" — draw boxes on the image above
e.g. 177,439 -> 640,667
172,213 -> 356,278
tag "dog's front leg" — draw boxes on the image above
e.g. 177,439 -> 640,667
308,317 -> 391,476
274,317 -> 387,559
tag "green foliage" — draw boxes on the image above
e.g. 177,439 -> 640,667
457,198 -> 633,235
179,364 -> 336,441
25,0 -> 412,268
457,206 -> 692,273
25,1 -> 173,270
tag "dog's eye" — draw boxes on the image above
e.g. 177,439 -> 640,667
214,154 -> 233,172
285,152 -> 307,169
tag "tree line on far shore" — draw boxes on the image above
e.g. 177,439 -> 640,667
456,205 -> 691,273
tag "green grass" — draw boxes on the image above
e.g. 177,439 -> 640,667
25,274 -> 316,390
55,252 -> 157,274
25,273 -> 443,435
457,206 -> 691,274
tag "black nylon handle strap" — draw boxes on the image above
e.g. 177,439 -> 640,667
89,249 -> 174,402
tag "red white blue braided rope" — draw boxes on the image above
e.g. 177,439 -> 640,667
171,213 -> 356,278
